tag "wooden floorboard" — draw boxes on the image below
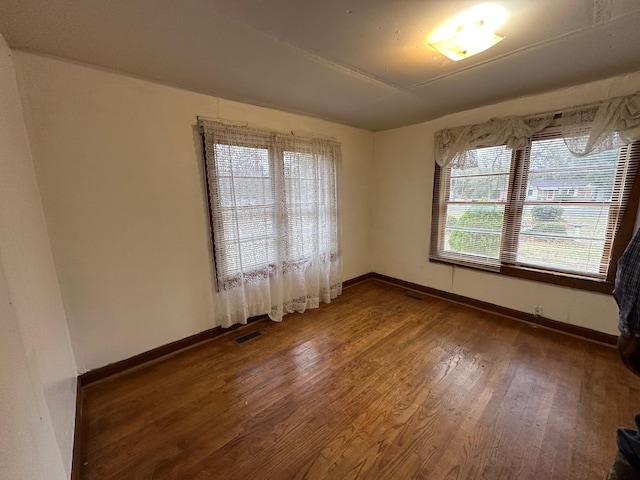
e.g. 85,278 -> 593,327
79,280 -> 640,479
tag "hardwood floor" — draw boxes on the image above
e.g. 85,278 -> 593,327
79,280 -> 640,479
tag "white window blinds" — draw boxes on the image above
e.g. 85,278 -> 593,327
502,131 -> 638,278
434,145 -> 512,270
200,119 -> 342,326
431,99 -> 640,288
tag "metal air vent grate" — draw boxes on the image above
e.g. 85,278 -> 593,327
234,331 -> 262,345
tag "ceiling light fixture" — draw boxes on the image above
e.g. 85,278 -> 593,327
428,4 -> 507,61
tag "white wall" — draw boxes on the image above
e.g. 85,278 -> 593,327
13,51 -> 374,372
373,71 -> 640,336
0,37 -> 77,479
12,45 -> 638,386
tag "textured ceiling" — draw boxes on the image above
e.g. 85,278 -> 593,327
1,0 -> 640,130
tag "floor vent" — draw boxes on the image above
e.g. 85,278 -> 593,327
234,331 -> 262,345
404,292 -> 424,301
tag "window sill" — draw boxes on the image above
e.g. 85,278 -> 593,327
429,256 -> 614,294
499,265 -> 613,294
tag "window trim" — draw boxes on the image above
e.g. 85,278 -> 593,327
200,128 -> 340,292
430,141 -> 640,295
200,131 -> 223,290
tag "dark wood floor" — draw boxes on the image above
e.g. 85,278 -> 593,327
79,280 -> 640,479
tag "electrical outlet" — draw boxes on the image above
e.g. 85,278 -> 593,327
533,305 -> 543,317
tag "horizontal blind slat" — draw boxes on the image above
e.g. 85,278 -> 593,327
432,127 -> 639,281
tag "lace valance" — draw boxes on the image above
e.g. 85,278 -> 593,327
435,91 -> 640,168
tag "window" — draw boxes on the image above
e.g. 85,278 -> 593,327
209,142 -> 277,278
436,145 -> 511,268
199,120 -> 340,292
431,128 -> 640,292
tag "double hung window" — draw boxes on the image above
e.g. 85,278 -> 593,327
208,139 -> 277,282
199,120 -> 340,293
432,120 -> 640,292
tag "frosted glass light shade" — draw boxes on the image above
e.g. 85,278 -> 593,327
429,4 -> 506,61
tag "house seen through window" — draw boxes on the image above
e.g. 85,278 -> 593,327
432,128 -> 639,289
200,121 -> 340,292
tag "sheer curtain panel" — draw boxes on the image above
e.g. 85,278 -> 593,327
431,91 -> 640,290
199,119 -> 342,327
435,91 -> 640,169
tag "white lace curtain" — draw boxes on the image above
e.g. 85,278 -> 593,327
200,119 -> 342,327
435,91 -> 640,168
